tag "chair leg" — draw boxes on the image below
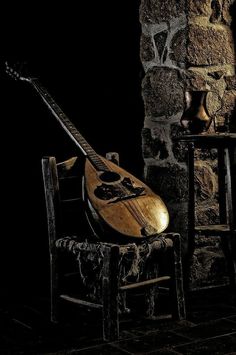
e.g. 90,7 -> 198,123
169,234 -> 186,320
102,245 -> 120,341
49,246 -> 59,323
145,260 -> 159,319
50,250 -> 59,323
145,285 -> 158,319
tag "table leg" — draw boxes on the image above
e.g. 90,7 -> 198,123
185,142 -> 195,289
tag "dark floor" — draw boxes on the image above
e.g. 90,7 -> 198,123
1,286 -> 236,355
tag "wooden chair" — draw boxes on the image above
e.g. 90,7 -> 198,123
42,155 -> 186,341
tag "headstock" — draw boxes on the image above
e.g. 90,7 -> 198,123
5,61 -> 31,82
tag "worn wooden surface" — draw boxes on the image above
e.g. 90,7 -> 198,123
85,156 -> 169,238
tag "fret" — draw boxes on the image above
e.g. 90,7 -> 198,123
30,78 -> 109,172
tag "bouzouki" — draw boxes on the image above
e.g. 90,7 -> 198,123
6,63 -> 169,239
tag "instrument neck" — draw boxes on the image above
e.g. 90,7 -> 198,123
31,78 -> 109,171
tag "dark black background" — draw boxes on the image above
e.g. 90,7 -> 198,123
1,1 -> 236,310
1,1 -> 144,304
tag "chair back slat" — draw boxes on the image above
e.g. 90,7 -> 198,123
42,157 -> 60,246
42,156 -> 89,241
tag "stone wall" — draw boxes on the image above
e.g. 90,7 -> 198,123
139,0 -> 235,288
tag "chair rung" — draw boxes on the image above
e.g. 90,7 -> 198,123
61,198 -> 82,203
64,271 -> 81,278
59,294 -> 103,309
194,224 -> 232,234
146,314 -> 172,321
119,276 -> 170,291
59,176 -> 80,180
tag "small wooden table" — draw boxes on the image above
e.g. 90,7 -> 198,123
174,133 -> 236,288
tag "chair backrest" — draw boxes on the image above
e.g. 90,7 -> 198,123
41,156 -> 92,246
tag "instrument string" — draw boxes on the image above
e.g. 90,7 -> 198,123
33,80 -> 150,230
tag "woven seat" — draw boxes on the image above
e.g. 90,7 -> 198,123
42,155 -> 186,341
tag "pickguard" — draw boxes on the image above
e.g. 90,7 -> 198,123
94,177 -> 145,201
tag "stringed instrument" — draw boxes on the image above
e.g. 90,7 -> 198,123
6,63 -> 169,239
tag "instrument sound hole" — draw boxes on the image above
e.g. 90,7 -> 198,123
99,171 -> 120,183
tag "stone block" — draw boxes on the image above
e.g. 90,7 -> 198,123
169,29 -> 187,65
187,0 -> 212,17
217,90 -> 236,127
142,67 -> 184,117
140,0 -> 186,24
170,123 -> 189,163
145,164 -> 188,203
142,127 -> 169,159
187,25 -> 235,66
140,34 -> 155,62
185,70 -> 209,91
206,91 -> 224,117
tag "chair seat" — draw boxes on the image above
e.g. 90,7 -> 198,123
55,232 -> 183,310
55,233 -> 175,287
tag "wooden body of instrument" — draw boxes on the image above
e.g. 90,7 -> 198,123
85,157 -> 169,238
6,62 -> 169,239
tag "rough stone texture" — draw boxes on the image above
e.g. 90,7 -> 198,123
145,165 -> 188,203
207,74 -> 227,96
140,0 -> 186,24
139,0 -> 235,289
194,147 -> 218,161
154,31 -> 168,60
217,90 -> 236,128
187,25 -> 235,66
170,122 -> 187,139
185,66 -> 233,94
171,123 -> 189,162
187,0 -> 212,17
225,75 -> 236,90
206,91 -> 223,117
194,235 -> 221,248
207,70 -> 225,80
169,29 -> 187,65
142,127 -> 169,159
194,161 -> 218,202
172,141 -> 188,163
185,70 -> 209,91
142,67 -> 184,117
140,34 -> 155,62
195,203 -> 220,225
190,245 -> 227,288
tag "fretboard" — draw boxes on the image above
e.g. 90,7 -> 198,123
30,78 -> 109,172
